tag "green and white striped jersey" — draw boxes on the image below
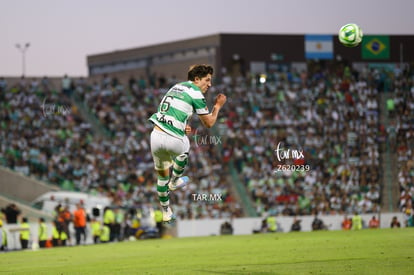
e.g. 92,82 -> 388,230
149,81 -> 209,138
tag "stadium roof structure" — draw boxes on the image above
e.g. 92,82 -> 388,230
87,33 -> 414,82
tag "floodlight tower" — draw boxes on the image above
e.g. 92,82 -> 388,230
15,42 -> 30,76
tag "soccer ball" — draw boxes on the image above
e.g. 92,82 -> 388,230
338,23 -> 363,47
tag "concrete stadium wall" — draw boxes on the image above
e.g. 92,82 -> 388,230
177,213 -> 406,238
0,166 -> 60,202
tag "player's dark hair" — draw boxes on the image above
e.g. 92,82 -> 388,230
187,64 -> 213,81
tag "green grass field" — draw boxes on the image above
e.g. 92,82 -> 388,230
1,228 -> 413,274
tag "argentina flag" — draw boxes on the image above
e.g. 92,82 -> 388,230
305,35 -> 333,60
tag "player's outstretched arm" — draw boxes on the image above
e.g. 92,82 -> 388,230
198,94 -> 227,128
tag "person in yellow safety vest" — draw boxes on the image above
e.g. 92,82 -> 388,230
266,216 -> 277,232
90,218 -> 101,244
103,207 -> 115,242
100,224 -> 110,243
0,219 -> 7,251
51,220 -> 61,247
60,229 -> 68,246
19,217 -> 30,249
352,212 -> 363,230
0,212 -> 5,223
38,218 -> 48,248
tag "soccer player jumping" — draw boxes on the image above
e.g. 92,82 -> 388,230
149,64 -> 227,222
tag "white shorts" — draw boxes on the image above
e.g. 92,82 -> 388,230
150,128 -> 190,171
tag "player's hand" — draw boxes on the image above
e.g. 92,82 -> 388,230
214,93 -> 227,108
185,125 -> 192,135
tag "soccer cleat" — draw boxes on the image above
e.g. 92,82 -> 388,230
168,176 -> 189,191
162,206 -> 175,222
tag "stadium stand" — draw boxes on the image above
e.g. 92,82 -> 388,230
0,75 -> 243,220
0,62 -> 413,223
392,69 -> 414,226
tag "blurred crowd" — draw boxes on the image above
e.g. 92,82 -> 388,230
216,63 -> 413,219
391,74 -> 414,227
0,61 -> 413,223
220,64 -> 385,217
0,74 -> 241,220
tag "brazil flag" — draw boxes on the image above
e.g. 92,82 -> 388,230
362,36 -> 390,59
